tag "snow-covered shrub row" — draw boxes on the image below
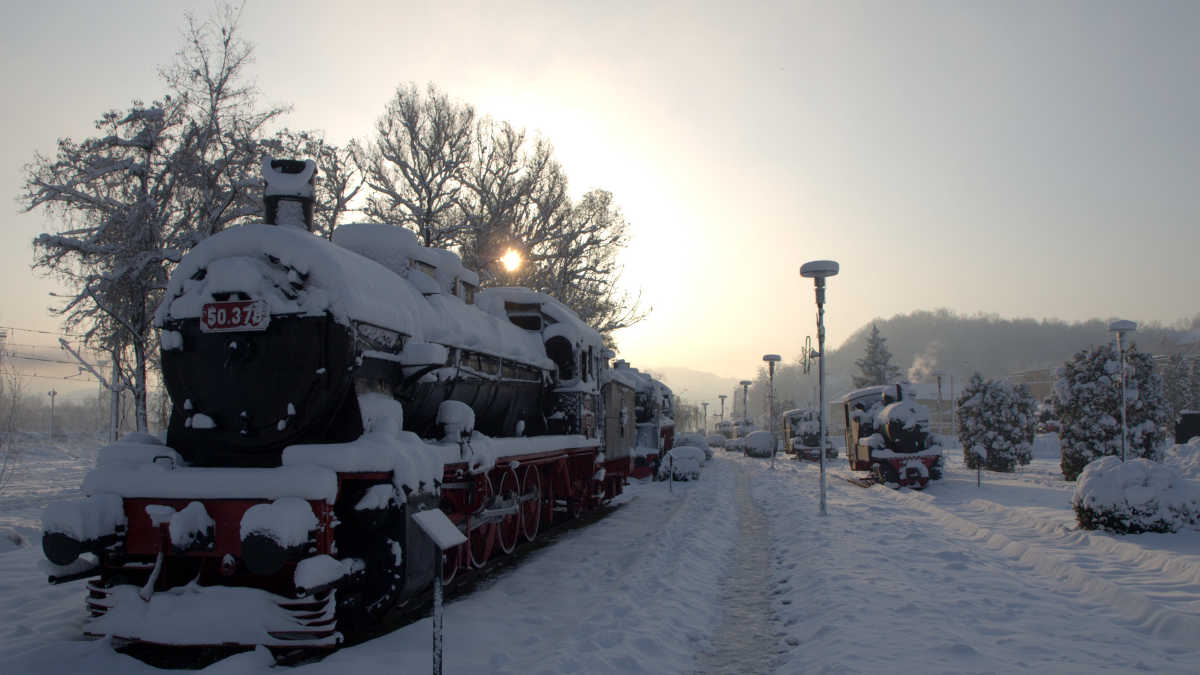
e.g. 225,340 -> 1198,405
955,373 -> 1036,472
1054,343 -> 1168,481
1072,456 -> 1200,534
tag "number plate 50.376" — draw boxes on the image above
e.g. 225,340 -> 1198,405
199,300 -> 270,333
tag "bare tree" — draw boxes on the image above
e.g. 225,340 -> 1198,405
358,83 -> 475,248
162,3 -> 289,244
357,82 -> 646,343
0,361 -> 25,495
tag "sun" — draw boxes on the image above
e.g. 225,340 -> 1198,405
500,248 -> 522,273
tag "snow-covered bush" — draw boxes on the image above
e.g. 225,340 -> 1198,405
1072,456 -> 1200,534
1055,343 -> 1168,481
955,373 -> 1036,472
657,446 -> 704,481
744,430 -> 776,458
1162,438 -> 1200,481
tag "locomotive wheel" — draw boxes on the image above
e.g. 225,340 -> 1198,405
469,475 -> 495,568
496,468 -> 520,554
520,466 -> 541,542
469,521 -> 495,568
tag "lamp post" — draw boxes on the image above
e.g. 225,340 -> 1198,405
1109,320 -> 1137,462
801,259 -> 839,517
739,380 -> 752,430
764,355 -> 781,465
701,401 -> 709,434
763,353 -> 781,440
718,394 -> 727,425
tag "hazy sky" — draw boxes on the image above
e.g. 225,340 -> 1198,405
2,0 -> 1198,397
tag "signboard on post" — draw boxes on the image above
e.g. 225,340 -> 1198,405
412,509 -> 467,675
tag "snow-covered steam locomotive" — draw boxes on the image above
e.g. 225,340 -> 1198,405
40,158 -> 648,648
782,407 -> 835,461
840,384 -> 943,489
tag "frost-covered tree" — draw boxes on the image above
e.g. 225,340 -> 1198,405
358,82 -> 475,249
1054,342 -> 1168,481
357,83 -> 645,342
264,130 -> 363,240
1190,359 -> 1200,417
853,324 -> 901,388
22,5 -> 286,432
1162,353 -> 1193,428
955,373 -> 1036,472
0,357 -> 22,495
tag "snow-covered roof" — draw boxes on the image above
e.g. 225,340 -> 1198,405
332,223 -> 480,293
476,287 -> 601,349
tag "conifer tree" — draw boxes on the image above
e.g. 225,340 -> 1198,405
956,373 -> 1036,472
1162,353 -> 1191,427
853,324 -> 902,388
1054,342 -> 1168,480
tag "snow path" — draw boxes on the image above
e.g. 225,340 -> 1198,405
288,458 -> 739,674
696,462 -> 778,674
752,453 -> 1200,673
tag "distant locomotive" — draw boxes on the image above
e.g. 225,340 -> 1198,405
41,158 -> 654,648
840,384 -> 943,489
608,360 -> 674,478
782,407 -> 835,461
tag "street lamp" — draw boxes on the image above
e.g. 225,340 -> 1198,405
739,380 -> 752,430
1109,319 -> 1137,462
801,259 -> 839,517
764,355 -> 781,464
763,353 -> 781,431
718,394 -> 727,425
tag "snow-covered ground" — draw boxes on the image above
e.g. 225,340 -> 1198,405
3,433 -> 1200,673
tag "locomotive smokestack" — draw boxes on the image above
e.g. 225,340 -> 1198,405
263,157 -> 316,230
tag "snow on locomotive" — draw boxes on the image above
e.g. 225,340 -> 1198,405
40,158 -> 642,648
840,383 -> 944,489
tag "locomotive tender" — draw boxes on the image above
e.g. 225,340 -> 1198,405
40,158 -> 659,648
